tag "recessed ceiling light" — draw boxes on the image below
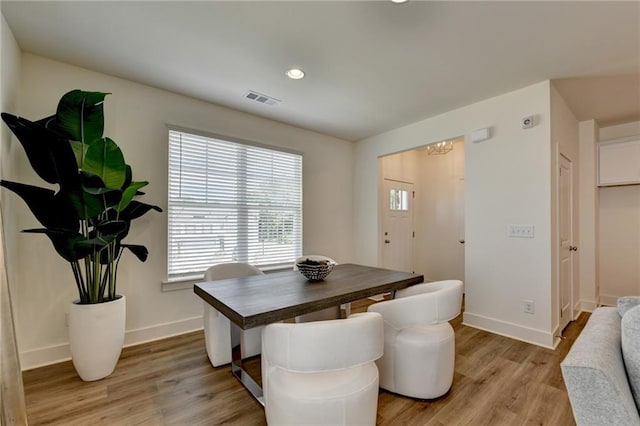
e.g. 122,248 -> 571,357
391,0 -> 408,3
286,68 -> 305,80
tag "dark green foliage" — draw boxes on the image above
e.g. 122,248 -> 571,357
1,90 -> 162,303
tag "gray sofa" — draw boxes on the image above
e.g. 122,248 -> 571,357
561,297 -> 640,425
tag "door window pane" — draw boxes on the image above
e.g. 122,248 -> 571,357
389,189 -> 409,211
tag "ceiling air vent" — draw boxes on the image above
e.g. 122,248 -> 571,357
245,90 -> 281,106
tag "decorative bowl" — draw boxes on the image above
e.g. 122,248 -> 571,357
296,258 -> 335,281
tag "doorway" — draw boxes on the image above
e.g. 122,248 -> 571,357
379,138 -> 465,282
558,153 -> 574,333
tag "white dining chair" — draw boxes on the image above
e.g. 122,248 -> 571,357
262,312 -> 384,425
367,279 -> 463,399
293,255 -> 351,322
202,262 -> 264,367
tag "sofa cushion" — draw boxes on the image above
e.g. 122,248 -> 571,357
621,304 -> 640,410
561,307 -> 640,425
618,296 -> 640,317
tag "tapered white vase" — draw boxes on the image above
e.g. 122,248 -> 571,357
69,295 -> 126,381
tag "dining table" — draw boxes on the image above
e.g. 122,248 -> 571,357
194,263 -> 424,406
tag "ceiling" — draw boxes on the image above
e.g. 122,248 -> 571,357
2,1 -> 639,141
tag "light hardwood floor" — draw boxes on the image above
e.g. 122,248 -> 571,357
22,300 -> 586,425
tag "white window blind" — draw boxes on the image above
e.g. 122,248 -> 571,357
168,129 -> 302,280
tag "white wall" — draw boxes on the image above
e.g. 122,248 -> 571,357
598,120 -> 640,305
379,149 -> 418,184
600,121 -> 640,141
415,141 -> 465,283
354,81 -> 556,347
578,120 -> 599,311
12,53 -> 354,369
0,13 -> 28,423
1,13 -> 21,302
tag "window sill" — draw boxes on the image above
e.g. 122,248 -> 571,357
161,265 -> 293,292
161,278 -> 198,292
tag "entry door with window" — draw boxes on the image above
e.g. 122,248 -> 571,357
382,179 -> 414,273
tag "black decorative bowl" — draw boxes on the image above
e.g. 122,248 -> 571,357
296,258 -> 335,281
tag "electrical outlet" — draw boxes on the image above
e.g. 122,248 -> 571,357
65,312 -> 69,327
523,300 -> 535,314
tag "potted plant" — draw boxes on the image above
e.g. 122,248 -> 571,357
1,90 -> 161,381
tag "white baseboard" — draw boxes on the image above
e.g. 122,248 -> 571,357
19,343 -> 72,371
462,312 -> 555,349
20,316 -> 204,371
123,316 -> 203,347
579,298 -> 598,313
599,294 -> 618,307
573,300 -> 581,319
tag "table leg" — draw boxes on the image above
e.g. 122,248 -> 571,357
230,322 -> 265,406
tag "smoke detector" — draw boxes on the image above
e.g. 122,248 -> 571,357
244,91 -> 281,106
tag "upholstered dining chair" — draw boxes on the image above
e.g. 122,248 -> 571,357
202,262 -> 264,367
367,279 -> 463,399
261,312 -> 384,425
293,255 -> 351,322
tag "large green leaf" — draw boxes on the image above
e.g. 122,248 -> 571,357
93,220 -> 127,237
64,183 -> 122,220
22,228 -> 94,262
35,114 -> 56,128
69,140 -> 88,169
0,181 -> 79,231
1,113 -> 79,185
122,165 -> 132,190
83,138 -> 126,189
102,200 -> 161,241
116,181 -> 148,212
84,191 -> 122,219
55,90 -> 108,144
120,200 -> 163,221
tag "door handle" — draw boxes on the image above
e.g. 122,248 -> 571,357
384,240 -> 390,244
569,246 -> 578,252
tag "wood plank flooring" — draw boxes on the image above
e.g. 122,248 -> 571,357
22,300 -> 587,425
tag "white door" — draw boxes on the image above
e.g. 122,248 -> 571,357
382,179 -> 414,273
558,154 -> 574,332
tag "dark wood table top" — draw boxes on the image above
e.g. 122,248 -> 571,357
194,263 -> 423,329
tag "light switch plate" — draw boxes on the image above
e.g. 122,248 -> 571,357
508,224 -> 535,238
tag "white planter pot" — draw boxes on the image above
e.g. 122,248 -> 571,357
69,295 -> 126,381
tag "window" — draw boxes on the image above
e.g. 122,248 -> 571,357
389,188 -> 409,211
167,128 -> 302,280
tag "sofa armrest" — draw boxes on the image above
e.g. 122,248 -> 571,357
561,307 -> 640,425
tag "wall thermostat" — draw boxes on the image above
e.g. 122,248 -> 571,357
522,116 -> 534,129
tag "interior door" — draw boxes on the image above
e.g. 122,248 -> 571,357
559,154 -> 574,332
382,179 -> 414,273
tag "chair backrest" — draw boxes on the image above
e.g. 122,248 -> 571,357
397,279 -> 463,321
262,312 -> 383,372
369,280 -> 463,326
204,262 -> 264,281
